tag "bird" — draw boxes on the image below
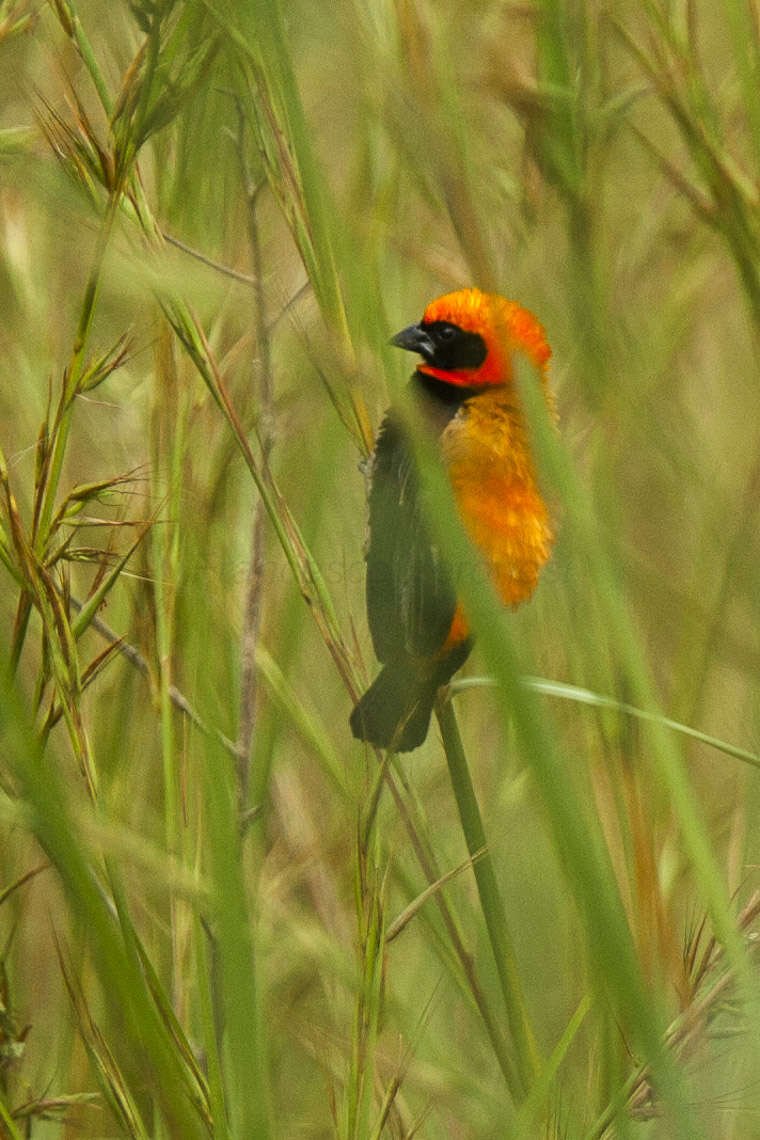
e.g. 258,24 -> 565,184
349,287 -> 555,752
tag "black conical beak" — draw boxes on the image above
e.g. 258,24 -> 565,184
390,322 -> 434,360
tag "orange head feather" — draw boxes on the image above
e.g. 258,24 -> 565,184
415,288 -> 551,389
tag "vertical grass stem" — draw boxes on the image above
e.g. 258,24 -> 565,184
435,693 -> 541,1100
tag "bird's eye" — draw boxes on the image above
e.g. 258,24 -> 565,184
437,325 -> 457,341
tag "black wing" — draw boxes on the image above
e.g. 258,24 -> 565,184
365,413 -> 458,664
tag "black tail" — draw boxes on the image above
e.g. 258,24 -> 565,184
350,642 -> 471,751
350,663 -> 438,752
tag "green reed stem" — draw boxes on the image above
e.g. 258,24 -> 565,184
435,693 -> 541,1101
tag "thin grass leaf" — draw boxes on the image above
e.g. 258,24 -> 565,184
71,519 -> 153,641
368,981 -> 440,1140
255,645 -> 345,791
0,1095 -> 23,1140
58,941 -> 151,1139
513,994 -> 592,1140
452,675 -> 760,771
9,1092 -> 101,1127
0,864 -> 48,909
200,729 -> 271,1140
386,850 -> 484,943
41,636 -> 123,735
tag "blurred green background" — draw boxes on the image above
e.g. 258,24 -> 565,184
1,1 -> 759,1137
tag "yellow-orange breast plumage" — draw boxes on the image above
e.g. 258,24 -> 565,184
443,388 -> 553,616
